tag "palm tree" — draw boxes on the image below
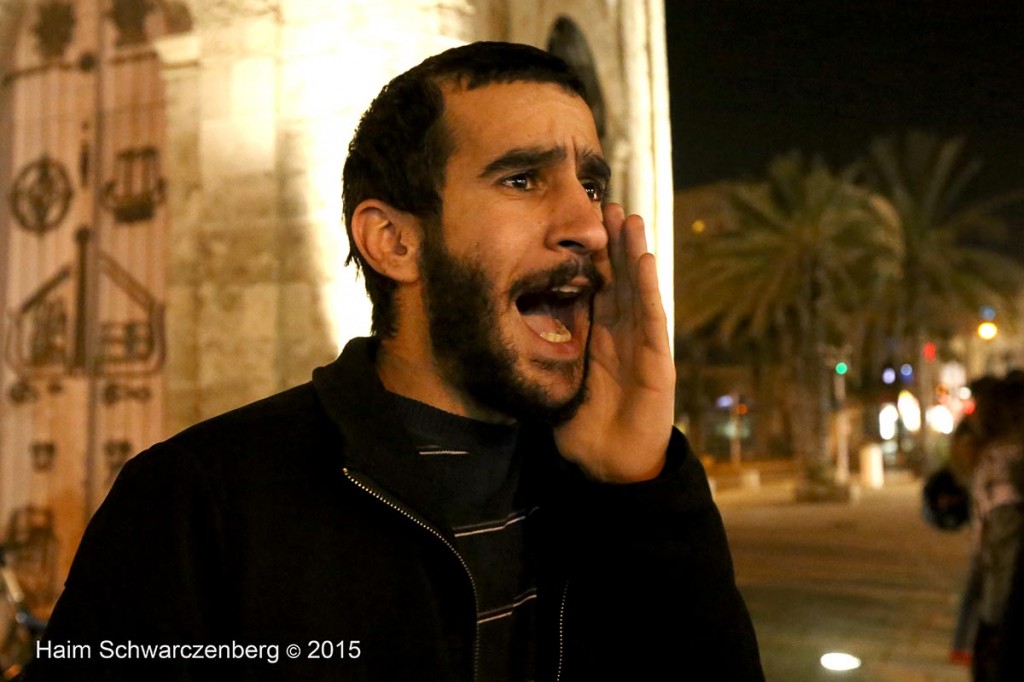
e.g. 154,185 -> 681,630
859,132 -> 1024,460
677,152 -> 902,485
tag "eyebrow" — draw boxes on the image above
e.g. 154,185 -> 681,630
579,151 -> 612,188
479,146 -> 566,178
479,145 -> 611,187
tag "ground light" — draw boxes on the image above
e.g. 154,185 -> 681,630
820,652 -> 862,672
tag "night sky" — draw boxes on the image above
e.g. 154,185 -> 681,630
665,1 -> 1024,201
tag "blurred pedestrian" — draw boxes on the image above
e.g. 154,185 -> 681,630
969,374 -> 1024,681
996,515 -> 1024,680
942,376 -> 997,665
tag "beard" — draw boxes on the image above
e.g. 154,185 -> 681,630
418,229 -> 595,425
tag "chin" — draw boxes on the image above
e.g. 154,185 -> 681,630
539,382 -> 588,425
522,360 -> 583,401
511,359 -> 588,424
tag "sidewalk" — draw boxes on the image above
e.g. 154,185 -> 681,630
717,477 -> 972,681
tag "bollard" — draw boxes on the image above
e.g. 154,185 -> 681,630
859,443 -> 884,489
741,469 -> 761,490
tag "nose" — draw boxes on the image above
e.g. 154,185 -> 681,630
545,179 -> 608,256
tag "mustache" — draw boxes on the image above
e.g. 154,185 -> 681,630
508,259 -> 606,300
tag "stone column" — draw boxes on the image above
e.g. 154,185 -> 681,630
157,0 -> 478,428
274,0 -> 476,385
621,0 -> 674,352
155,32 -> 202,435
158,6 -> 299,427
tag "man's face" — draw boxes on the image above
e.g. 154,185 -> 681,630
419,81 -> 610,422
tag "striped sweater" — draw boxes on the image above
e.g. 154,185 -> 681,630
392,393 -> 537,680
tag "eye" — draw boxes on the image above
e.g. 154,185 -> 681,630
501,172 -> 537,191
582,179 -> 606,202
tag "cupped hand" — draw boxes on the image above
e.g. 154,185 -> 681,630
553,204 -> 676,483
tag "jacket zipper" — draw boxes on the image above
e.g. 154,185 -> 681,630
556,581 -> 568,681
342,467 -> 480,681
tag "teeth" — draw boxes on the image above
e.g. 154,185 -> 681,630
539,319 -> 572,343
552,285 -> 581,294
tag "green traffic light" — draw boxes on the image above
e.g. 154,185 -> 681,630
835,362 -> 848,375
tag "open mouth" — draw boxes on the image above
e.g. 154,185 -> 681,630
514,279 -> 593,345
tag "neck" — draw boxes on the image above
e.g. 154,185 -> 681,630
376,335 -> 515,425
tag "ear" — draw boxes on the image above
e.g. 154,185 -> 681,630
349,199 -> 423,283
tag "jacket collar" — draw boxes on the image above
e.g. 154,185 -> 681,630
311,336 -> 418,470
311,336 -> 578,514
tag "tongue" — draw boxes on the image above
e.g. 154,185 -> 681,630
521,305 -> 572,343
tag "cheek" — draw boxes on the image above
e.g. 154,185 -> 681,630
461,247 -> 521,294
441,207 -> 542,297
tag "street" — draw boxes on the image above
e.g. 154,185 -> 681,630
717,477 -> 973,682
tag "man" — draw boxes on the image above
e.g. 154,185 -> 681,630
28,42 -> 762,680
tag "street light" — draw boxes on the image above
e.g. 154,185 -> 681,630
978,321 -> 998,340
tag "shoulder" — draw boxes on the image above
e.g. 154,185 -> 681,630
172,382 -> 328,453
174,381 -> 337,456
116,381 -> 347,512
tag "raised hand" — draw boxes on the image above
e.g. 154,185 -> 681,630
553,204 -> 676,483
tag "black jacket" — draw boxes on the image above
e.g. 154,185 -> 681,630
28,338 -> 762,681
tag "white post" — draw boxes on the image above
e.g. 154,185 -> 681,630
834,370 -> 849,484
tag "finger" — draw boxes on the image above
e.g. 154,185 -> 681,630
606,205 -> 635,318
635,252 -> 670,352
598,203 -> 623,284
595,204 -> 626,323
617,212 -> 669,351
622,212 -> 649,290
620,213 -> 651,329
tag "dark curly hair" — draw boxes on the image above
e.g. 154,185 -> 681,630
342,41 -> 586,337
